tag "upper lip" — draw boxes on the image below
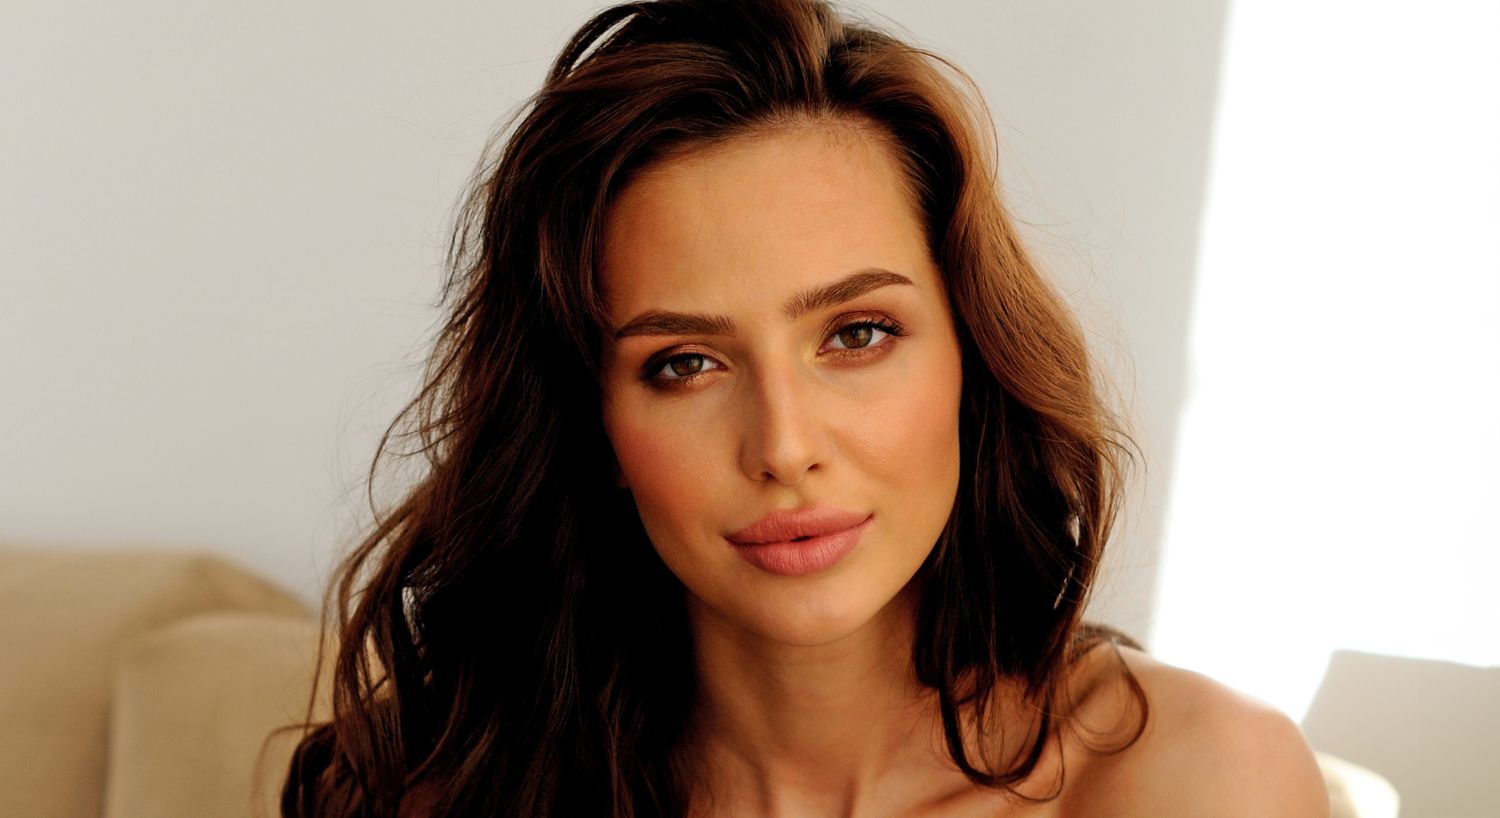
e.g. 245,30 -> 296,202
725,507 -> 871,545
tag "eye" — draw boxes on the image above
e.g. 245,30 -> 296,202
824,318 -> 904,353
640,314 -> 907,389
650,352 -> 723,383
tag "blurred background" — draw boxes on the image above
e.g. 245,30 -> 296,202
3,1 -> 1496,814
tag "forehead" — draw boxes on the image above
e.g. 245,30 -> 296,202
598,122 -> 936,325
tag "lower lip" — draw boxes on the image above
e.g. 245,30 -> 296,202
728,515 -> 872,577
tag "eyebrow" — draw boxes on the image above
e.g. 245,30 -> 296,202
611,268 -> 915,340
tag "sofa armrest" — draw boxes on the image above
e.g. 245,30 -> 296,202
0,546 -> 310,818
103,611 -> 330,818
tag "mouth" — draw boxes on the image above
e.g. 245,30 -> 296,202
726,515 -> 872,576
725,507 -> 873,546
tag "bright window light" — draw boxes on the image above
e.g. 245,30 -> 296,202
1152,0 -> 1500,721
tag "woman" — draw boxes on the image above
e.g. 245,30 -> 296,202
281,0 -> 1328,815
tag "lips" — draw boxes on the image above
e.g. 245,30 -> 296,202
725,507 -> 872,545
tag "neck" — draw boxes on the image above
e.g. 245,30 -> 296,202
678,582 -> 1000,818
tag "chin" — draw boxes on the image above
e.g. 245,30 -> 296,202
713,578 -> 910,648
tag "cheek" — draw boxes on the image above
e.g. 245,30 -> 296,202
892,346 -> 964,551
847,340 -> 964,495
602,397 -> 710,539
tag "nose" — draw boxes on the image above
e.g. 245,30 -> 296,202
738,361 -> 829,485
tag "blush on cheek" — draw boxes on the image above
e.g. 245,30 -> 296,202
915,368 -> 962,450
607,418 -> 727,589
852,352 -> 961,482
609,420 -> 704,522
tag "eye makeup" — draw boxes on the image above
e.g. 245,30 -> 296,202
637,312 -> 908,390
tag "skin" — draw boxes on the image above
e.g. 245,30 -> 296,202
595,121 -> 1330,818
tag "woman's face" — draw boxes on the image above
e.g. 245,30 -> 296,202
598,122 -> 964,647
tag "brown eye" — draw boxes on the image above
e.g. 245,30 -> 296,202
836,325 -> 875,349
644,352 -> 723,385
667,355 -> 707,377
826,319 -> 904,352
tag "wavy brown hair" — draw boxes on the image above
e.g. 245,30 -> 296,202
278,0 -> 1148,815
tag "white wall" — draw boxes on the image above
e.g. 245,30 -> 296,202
2,2 -> 593,602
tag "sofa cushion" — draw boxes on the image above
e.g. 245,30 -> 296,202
0,546 -> 309,818
1303,650 -> 1499,817
1316,751 -> 1399,818
103,611 -> 330,818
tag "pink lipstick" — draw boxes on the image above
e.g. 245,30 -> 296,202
725,507 -> 872,576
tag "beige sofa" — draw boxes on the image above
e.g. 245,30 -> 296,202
0,546 -> 328,818
0,545 -> 1397,818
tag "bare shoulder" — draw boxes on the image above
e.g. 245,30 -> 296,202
1065,643 -> 1330,817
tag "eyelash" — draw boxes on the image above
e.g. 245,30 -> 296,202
639,316 -> 907,390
